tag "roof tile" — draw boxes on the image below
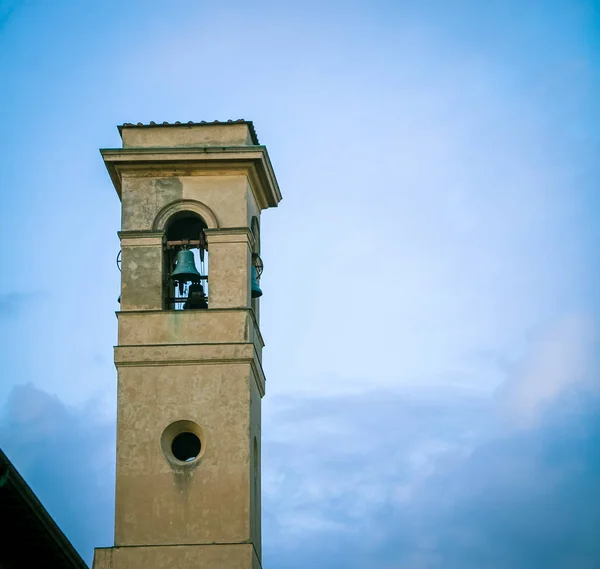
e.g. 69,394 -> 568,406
118,120 -> 259,144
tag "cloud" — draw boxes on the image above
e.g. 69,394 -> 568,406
0,0 -> 19,31
0,384 -> 115,564
263,314 -> 600,569
0,2 -> 597,569
496,312 -> 599,427
0,319 -> 596,569
413,389 -> 600,569
263,383 -> 600,569
263,308 -> 600,568
262,387 -> 492,561
0,291 -> 37,318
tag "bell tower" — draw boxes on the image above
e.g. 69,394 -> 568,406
93,120 -> 281,569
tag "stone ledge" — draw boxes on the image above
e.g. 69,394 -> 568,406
114,343 -> 266,396
117,309 -> 265,352
93,542 -> 260,569
100,146 -> 281,210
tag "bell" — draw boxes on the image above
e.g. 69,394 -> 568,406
184,283 -> 208,310
251,265 -> 263,298
171,250 -> 201,284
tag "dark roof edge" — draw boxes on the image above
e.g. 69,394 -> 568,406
0,448 -> 89,569
117,120 -> 260,145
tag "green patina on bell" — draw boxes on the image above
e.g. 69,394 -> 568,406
170,250 -> 201,283
251,264 -> 263,298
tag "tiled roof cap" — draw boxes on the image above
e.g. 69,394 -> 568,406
118,119 -> 259,145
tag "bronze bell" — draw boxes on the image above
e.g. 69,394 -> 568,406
184,283 -> 208,310
170,250 -> 201,284
251,265 -> 263,298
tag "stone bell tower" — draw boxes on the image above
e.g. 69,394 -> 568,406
93,120 -> 281,569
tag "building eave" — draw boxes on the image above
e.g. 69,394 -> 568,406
0,448 -> 89,569
100,146 -> 282,210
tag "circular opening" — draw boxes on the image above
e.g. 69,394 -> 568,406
160,420 -> 205,466
171,431 -> 201,462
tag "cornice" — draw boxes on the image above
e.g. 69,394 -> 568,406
118,230 -> 165,239
115,342 -> 266,396
204,227 -> 255,248
100,146 -> 282,210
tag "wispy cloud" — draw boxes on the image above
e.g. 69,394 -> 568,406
497,312 -> 599,427
263,310 -> 599,567
0,1 -> 598,568
264,386 -> 600,569
0,291 -> 37,318
0,0 -> 19,31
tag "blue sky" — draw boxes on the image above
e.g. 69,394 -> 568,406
1,1 -> 599,567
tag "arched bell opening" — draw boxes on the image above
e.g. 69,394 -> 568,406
164,211 -> 209,310
250,217 -> 263,315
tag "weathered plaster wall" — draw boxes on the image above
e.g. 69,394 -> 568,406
115,362 -> 253,545
249,370 -> 262,556
120,245 -> 163,310
117,309 -> 263,350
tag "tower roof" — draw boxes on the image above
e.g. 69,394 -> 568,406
101,119 -> 281,208
117,119 -> 260,145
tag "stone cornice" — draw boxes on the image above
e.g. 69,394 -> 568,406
118,230 -> 165,238
118,230 -> 165,247
115,342 -> 266,396
204,227 -> 255,248
100,146 -> 282,210
116,307 -> 266,351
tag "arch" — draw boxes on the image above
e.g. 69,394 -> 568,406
250,216 -> 260,254
153,199 -> 219,231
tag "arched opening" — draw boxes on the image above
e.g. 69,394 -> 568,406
250,217 -> 263,313
251,216 -> 261,256
164,211 -> 209,310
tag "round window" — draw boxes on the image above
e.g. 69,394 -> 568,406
161,420 -> 205,466
171,431 -> 201,462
